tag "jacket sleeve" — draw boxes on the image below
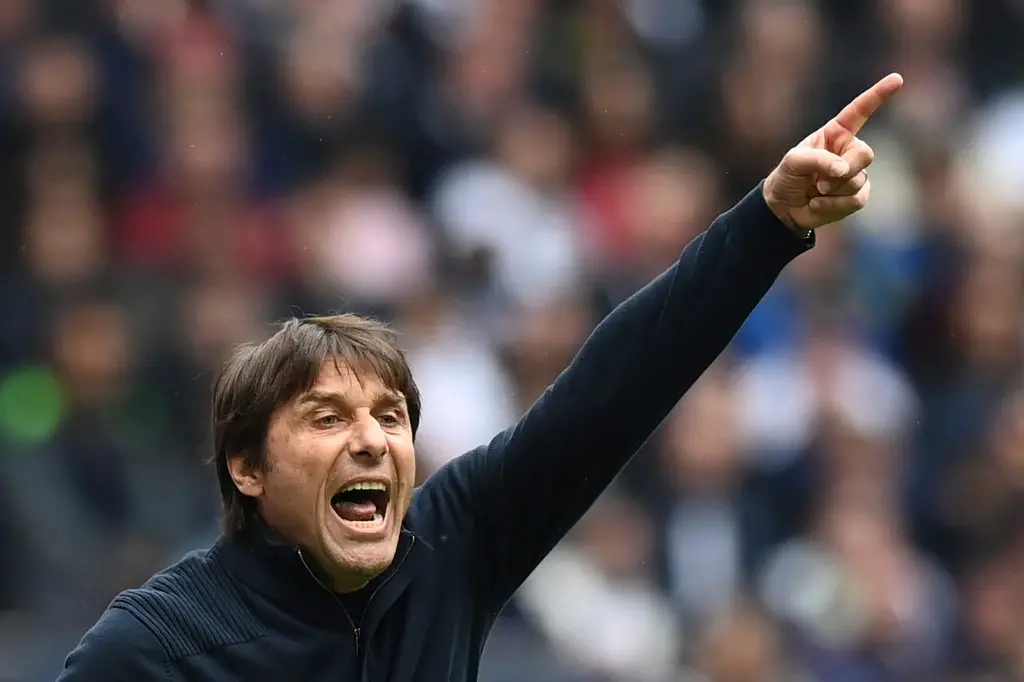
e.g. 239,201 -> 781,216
57,606 -> 170,681
428,183 -> 813,609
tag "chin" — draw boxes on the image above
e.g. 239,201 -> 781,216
318,506 -> 400,586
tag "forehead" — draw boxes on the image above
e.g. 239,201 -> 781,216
300,358 -> 403,404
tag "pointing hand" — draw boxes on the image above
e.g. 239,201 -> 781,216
763,73 -> 904,232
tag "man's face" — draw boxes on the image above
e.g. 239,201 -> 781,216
231,358 -> 416,592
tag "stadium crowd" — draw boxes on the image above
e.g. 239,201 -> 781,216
1,0 -> 1024,680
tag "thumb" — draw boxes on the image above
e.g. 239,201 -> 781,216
779,147 -> 850,180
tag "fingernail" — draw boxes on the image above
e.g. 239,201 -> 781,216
818,180 -> 831,194
831,161 -> 849,177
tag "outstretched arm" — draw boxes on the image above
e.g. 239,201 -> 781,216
424,74 -> 904,609
456,183 -> 809,605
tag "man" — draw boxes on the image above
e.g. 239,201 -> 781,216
57,73 -> 903,681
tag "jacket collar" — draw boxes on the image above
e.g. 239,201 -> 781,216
212,520 -> 431,631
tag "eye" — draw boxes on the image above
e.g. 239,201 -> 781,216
313,413 -> 341,428
377,411 -> 402,427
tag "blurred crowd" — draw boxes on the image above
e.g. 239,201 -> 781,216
1,0 -> 1024,680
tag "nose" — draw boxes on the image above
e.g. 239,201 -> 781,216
350,413 -> 388,461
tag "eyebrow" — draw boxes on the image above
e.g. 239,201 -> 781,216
299,389 -> 406,410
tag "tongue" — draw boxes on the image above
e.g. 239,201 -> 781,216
333,500 -> 377,522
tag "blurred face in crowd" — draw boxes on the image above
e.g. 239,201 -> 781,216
625,149 -> 721,273
110,0 -> 189,46
698,607 -> 784,682
989,392 -> 1024,488
581,51 -> 653,151
495,102 -> 577,189
280,28 -> 360,122
182,282 -> 266,365
231,359 -> 416,592
449,21 -> 526,122
53,302 -> 133,405
882,0 -> 962,49
962,554 -> 1024,663
721,52 -> 802,154
953,257 -> 1022,370
496,104 -> 573,191
740,0 -> 822,72
662,369 -> 741,494
168,96 -> 245,193
577,496 -> 654,580
504,295 -> 593,406
24,197 -> 105,287
0,0 -> 31,40
18,37 -> 96,125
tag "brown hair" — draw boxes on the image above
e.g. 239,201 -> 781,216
211,314 -> 421,536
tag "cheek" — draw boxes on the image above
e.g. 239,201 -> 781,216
259,465 -> 315,528
263,440 -> 330,503
389,438 -> 416,487
264,459 -> 313,496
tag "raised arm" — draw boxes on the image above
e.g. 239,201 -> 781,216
454,183 -> 808,604
427,74 -> 904,608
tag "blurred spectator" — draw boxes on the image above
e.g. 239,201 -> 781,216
519,492 -> 681,682
399,282 -> 518,474
432,100 -> 587,309
688,601 -> 807,682
657,366 -> 747,624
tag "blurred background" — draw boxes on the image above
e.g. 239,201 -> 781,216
0,0 -> 1023,680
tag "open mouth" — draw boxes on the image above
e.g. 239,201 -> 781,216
331,481 -> 390,527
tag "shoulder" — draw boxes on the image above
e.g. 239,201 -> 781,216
406,443 -> 498,544
113,548 -> 265,658
58,605 -> 169,681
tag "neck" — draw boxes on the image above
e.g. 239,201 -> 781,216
247,519 -> 375,594
215,519 -> 426,630
297,548 -> 371,594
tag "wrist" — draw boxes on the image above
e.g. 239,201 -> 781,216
787,224 -> 814,240
763,179 -> 813,239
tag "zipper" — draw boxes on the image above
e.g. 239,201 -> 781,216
298,550 -> 361,652
360,534 -> 414,620
297,534 -> 416,657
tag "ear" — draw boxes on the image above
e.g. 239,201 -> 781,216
228,453 -> 265,499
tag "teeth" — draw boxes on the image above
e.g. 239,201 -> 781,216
340,481 -> 387,494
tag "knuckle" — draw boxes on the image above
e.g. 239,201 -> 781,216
849,139 -> 874,170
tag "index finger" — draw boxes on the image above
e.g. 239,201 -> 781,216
833,73 -> 904,134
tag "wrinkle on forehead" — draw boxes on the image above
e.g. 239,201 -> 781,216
306,357 -> 404,402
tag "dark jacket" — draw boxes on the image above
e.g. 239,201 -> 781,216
57,184 -> 811,681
